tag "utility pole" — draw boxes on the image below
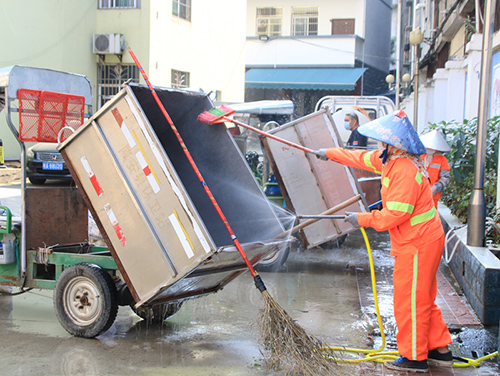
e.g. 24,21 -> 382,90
467,0 -> 497,247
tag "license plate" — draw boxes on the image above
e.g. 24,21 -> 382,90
42,162 -> 63,170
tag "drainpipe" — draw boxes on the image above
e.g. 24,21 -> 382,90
467,0 -> 497,247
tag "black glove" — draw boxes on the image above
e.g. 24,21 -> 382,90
344,212 -> 360,228
312,149 -> 328,161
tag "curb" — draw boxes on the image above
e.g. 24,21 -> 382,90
438,203 -> 500,326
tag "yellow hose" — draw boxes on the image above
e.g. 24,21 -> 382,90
320,227 -> 499,367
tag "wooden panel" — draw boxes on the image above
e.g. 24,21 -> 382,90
25,186 -> 88,250
267,110 -> 367,248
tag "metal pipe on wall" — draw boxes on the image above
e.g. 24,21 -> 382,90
412,0 -> 419,129
413,46 -> 420,129
467,0 -> 497,247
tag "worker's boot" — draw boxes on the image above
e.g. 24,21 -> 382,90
427,349 -> 453,366
384,356 -> 428,373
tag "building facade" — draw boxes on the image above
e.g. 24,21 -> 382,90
245,0 -> 393,116
396,0 -> 500,131
0,0 -> 247,159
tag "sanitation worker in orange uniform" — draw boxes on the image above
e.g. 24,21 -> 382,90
420,130 -> 451,208
314,111 -> 452,373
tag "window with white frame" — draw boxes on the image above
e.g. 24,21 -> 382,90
98,0 -> 140,9
173,0 -> 191,21
97,64 -> 139,109
256,7 -> 283,36
291,6 -> 318,36
171,69 -> 190,89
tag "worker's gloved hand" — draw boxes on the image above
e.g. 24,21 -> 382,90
344,212 -> 360,228
312,149 -> 329,161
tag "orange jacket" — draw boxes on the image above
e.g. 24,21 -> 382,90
421,154 -> 450,206
326,148 -> 444,256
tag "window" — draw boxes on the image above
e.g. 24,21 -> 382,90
256,7 -> 283,36
331,19 -> 355,35
291,6 -> 318,36
171,69 -> 190,89
98,0 -> 140,9
173,0 -> 191,21
97,64 -> 139,109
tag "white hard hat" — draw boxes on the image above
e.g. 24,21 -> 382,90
419,129 -> 451,153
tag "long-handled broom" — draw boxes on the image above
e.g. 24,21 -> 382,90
126,46 -> 350,376
198,104 -> 314,154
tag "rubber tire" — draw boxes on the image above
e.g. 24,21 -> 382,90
54,263 -> 118,338
29,177 -> 46,185
255,246 -> 290,273
131,302 -> 183,323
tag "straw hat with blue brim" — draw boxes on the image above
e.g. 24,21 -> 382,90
357,110 -> 426,155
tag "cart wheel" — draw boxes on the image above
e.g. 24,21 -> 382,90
54,263 -> 118,338
131,301 -> 183,323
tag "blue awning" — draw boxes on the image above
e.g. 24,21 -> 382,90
245,68 -> 367,91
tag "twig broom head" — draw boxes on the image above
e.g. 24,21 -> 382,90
197,105 -> 235,125
257,289 -> 352,376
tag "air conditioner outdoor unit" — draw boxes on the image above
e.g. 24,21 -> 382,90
93,33 -> 124,54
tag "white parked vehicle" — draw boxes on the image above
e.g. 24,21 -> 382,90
315,95 -> 396,147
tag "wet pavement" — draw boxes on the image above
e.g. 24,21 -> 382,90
0,183 -> 499,375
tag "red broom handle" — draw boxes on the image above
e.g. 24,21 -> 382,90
226,117 -> 314,154
127,46 -> 259,277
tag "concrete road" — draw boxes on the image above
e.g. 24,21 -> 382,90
0,240 -> 368,375
0,183 -> 498,375
0,182 -> 368,375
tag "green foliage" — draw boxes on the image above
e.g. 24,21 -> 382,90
463,15 -> 477,42
425,117 -> 500,244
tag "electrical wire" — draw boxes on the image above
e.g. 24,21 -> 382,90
320,227 -> 499,367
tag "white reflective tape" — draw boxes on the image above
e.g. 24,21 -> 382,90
169,213 -> 194,259
111,107 -> 136,148
135,151 -> 160,194
80,156 -> 103,197
121,121 -> 136,148
104,203 -> 126,246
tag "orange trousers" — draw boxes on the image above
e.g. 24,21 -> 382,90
393,234 -> 452,360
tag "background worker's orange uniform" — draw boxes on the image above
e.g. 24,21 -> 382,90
325,147 -> 452,361
422,153 -> 451,208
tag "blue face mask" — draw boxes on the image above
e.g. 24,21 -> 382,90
344,122 -> 351,130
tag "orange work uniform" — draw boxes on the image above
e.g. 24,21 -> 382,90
421,154 -> 450,208
325,148 -> 452,361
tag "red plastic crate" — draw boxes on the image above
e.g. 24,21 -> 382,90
18,89 -> 85,143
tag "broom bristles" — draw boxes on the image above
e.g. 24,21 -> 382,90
197,110 -> 219,124
197,105 -> 236,125
258,290 -> 352,376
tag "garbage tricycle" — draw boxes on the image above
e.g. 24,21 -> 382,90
0,66 -> 291,338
